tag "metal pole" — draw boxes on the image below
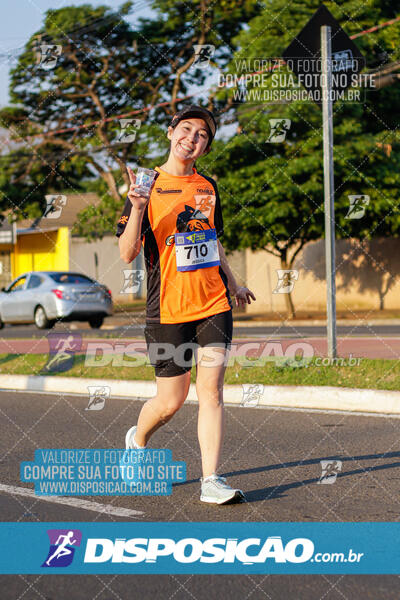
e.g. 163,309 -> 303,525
94,251 -> 99,281
321,25 -> 337,358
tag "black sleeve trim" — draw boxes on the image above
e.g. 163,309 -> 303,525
115,198 -> 150,241
115,197 -> 132,238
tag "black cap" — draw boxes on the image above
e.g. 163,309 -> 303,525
170,105 -> 217,144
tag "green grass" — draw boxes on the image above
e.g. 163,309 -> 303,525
113,300 -> 146,313
0,354 -> 399,390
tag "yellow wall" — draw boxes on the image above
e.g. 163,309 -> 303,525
13,227 -> 69,277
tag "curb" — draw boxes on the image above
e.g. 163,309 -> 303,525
104,317 -> 400,328
1,375 -> 400,415
233,319 -> 400,327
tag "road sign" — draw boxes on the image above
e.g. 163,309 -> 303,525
281,5 -> 366,356
283,4 -> 365,104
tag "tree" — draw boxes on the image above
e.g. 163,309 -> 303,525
201,0 -> 400,317
1,0 -> 260,238
1,2 -> 157,228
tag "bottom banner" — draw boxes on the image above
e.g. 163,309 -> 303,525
0,522 -> 398,574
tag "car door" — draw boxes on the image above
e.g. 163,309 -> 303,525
0,275 -> 28,321
20,273 -> 45,321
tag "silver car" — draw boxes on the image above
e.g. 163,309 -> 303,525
0,271 -> 113,329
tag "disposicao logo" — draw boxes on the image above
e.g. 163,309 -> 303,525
42,529 -> 82,567
83,536 -> 314,565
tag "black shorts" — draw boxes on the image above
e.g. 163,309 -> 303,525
144,310 -> 233,378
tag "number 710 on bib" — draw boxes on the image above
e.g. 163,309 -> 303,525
174,229 -> 220,272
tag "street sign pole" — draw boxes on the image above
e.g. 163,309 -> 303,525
321,25 -> 337,358
284,6 -> 365,358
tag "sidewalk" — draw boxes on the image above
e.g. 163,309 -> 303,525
107,312 -> 400,328
1,374 -> 400,415
1,335 -> 399,358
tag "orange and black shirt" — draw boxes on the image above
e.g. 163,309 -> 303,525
116,166 -> 232,324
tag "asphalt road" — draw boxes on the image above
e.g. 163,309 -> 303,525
233,324 -> 399,338
0,322 -> 398,338
1,390 -> 400,598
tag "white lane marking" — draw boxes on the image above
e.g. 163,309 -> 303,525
0,483 -> 144,518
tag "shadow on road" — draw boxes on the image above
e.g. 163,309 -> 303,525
175,451 -> 400,502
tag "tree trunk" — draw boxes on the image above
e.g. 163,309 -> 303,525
379,293 -> 384,310
101,170 -> 121,203
378,274 -> 392,311
280,255 -> 296,319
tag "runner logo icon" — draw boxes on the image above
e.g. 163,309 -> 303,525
42,529 -> 82,567
318,460 -> 343,484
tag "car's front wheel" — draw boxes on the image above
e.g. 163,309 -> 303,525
34,306 -> 55,329
88,316 -> 104,329
0,315 -> 4,330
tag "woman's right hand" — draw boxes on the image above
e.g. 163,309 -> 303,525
127,167 -> 150,211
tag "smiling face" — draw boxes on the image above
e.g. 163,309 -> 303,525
167,118 -> 210,162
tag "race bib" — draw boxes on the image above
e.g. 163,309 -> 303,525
175,229 -> 220,272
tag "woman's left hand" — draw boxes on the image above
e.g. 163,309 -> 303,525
232,286 -> 256,307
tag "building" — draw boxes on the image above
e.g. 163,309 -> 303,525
0,194 -> 145,301
2,194 -> 397,314
0,220 -> 16,290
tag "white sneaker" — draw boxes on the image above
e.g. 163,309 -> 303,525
125,425 -> 146,449
200,474 -> 245,504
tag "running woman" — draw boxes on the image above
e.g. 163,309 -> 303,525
116,105 -> 256,504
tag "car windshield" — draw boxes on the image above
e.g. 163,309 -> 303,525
49,273 -> 95,285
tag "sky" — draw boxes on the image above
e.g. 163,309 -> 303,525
0,0 -> 153,106
0,0 -> 233,141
